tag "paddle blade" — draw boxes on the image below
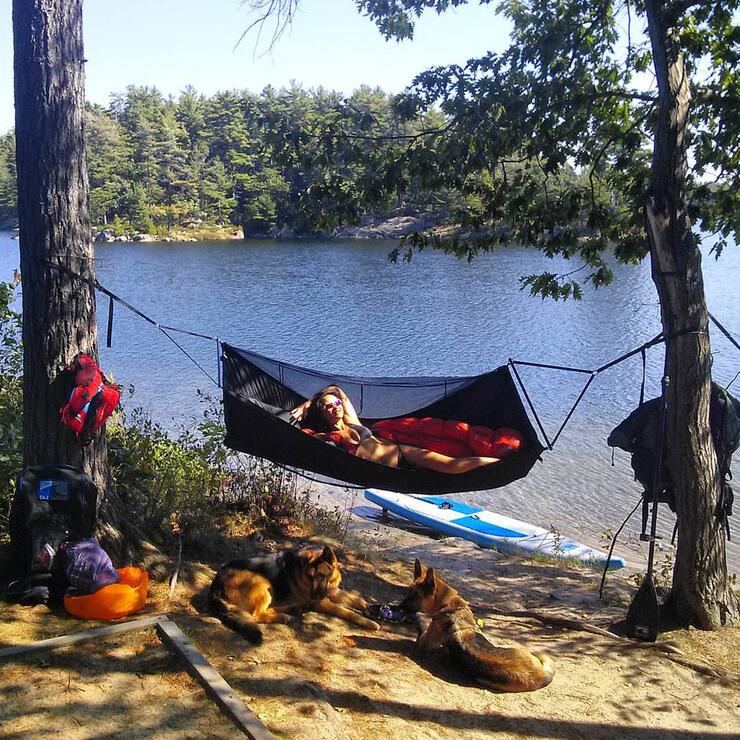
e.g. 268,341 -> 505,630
625,574 -> 660,642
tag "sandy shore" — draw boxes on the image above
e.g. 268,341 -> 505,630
1,482 -> 739,739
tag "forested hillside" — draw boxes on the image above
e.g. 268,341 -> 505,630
0,84 -> 459,237
0,132 -> 15,228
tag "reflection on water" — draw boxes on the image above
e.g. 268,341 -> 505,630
1,233 -> 738,571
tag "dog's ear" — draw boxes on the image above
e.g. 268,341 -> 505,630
321,545 -> 337,564
423,567 -> 436,593
413,558 -> 423,580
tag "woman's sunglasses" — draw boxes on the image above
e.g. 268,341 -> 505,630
321,398 -> 343,410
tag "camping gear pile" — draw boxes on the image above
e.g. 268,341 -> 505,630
6,355 -> 146,620
8,464 -> 147,620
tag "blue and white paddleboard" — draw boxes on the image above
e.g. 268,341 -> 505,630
364,489 -> 626,570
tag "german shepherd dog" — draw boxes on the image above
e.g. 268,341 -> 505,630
401,559 -> 554,692
209,545 -> 379,643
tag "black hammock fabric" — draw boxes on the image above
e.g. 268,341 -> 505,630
222,343 -> 545,494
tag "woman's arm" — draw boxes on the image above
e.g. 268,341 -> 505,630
289,398 -> 312,423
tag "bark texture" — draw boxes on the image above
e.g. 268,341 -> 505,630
11,1 -> 155,565
12,0 -> 122,540
644,0 -> 739,628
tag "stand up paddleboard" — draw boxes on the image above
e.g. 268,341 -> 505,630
364,489 -> 626,570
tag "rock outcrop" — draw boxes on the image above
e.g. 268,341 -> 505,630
333,213 -> 443,239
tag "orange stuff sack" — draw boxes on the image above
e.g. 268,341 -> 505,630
64,566 -> 148,620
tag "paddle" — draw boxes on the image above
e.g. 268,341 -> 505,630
625,374 -> 670,642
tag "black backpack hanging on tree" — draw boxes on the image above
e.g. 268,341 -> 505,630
624,375 -> 670,642
608,381 -> 739,542
709,384 -> 739,540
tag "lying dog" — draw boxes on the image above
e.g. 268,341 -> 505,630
209,545 -> 378,643
401,559 -> 554,692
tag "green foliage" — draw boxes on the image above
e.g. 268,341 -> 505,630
107,393 -> 344,545
0,279 -> 22,526
0,132 -> 17,211
74,83 -> 448,237
358,0 -> 477,41
107,405 -> 224,540
358,0 -> 738,296
238,191 -> 279,235
86,106 -> 131,225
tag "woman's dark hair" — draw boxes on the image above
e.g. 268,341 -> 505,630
301,391 -> 336,432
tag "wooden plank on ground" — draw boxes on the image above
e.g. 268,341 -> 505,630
156,617 -> 274,740
0,614 -> 168,660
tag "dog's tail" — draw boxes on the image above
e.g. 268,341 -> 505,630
208,587 -> 263,645
471,642 -> 555,693
531,651 -> 555,689
484,650 -> 555,693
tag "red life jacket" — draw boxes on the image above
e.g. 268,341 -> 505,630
59,354 -> 121,445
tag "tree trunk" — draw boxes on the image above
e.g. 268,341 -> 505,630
644,1 -> 739,628
12,0 -> 143,563
13,0 -> 103,476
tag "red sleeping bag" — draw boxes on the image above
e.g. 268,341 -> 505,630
371,417 -> 524,459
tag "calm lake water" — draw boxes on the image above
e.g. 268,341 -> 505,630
1,231 -> 738,571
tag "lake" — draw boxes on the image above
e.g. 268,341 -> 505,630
1,232 -> 738,572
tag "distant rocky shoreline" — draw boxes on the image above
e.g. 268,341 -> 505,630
3,212 -> 451,243
91,212 -> 448,243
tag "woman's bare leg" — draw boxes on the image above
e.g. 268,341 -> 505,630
399,445 -> 499,474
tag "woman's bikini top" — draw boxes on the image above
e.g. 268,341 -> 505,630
302,422 -> 373,455
344,423 -> 373,454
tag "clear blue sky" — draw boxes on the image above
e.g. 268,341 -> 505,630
0,0 -> 510,134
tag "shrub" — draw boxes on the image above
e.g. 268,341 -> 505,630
108,392 -> 345,546
0,279 -> 22,527
107,405 -> 227,543
0,286 -> 343,547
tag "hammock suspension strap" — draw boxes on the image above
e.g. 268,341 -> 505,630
46,261 -> 220,388
508,328 -> 723,450
709,311 -> 740,354
43,261 -> 739,459
106,294 -> 114,349
508,359 -> 555,450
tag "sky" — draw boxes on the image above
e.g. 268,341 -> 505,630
0,0 -> 510,134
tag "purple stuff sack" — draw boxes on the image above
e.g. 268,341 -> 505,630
59,538 -> 120,595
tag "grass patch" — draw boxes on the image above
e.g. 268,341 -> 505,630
169,225 -> 242,241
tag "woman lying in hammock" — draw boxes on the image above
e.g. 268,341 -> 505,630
290,385 -> 502,474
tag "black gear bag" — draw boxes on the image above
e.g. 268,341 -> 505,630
9,465 -> 98,580
608,382 -> 739,540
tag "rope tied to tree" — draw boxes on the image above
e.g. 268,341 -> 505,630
38,262 -> 740,493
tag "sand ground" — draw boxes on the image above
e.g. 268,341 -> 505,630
1,494 -> 739,739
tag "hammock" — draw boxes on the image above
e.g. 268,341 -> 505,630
45,264 -> 740,496
222,343 -> 544,494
